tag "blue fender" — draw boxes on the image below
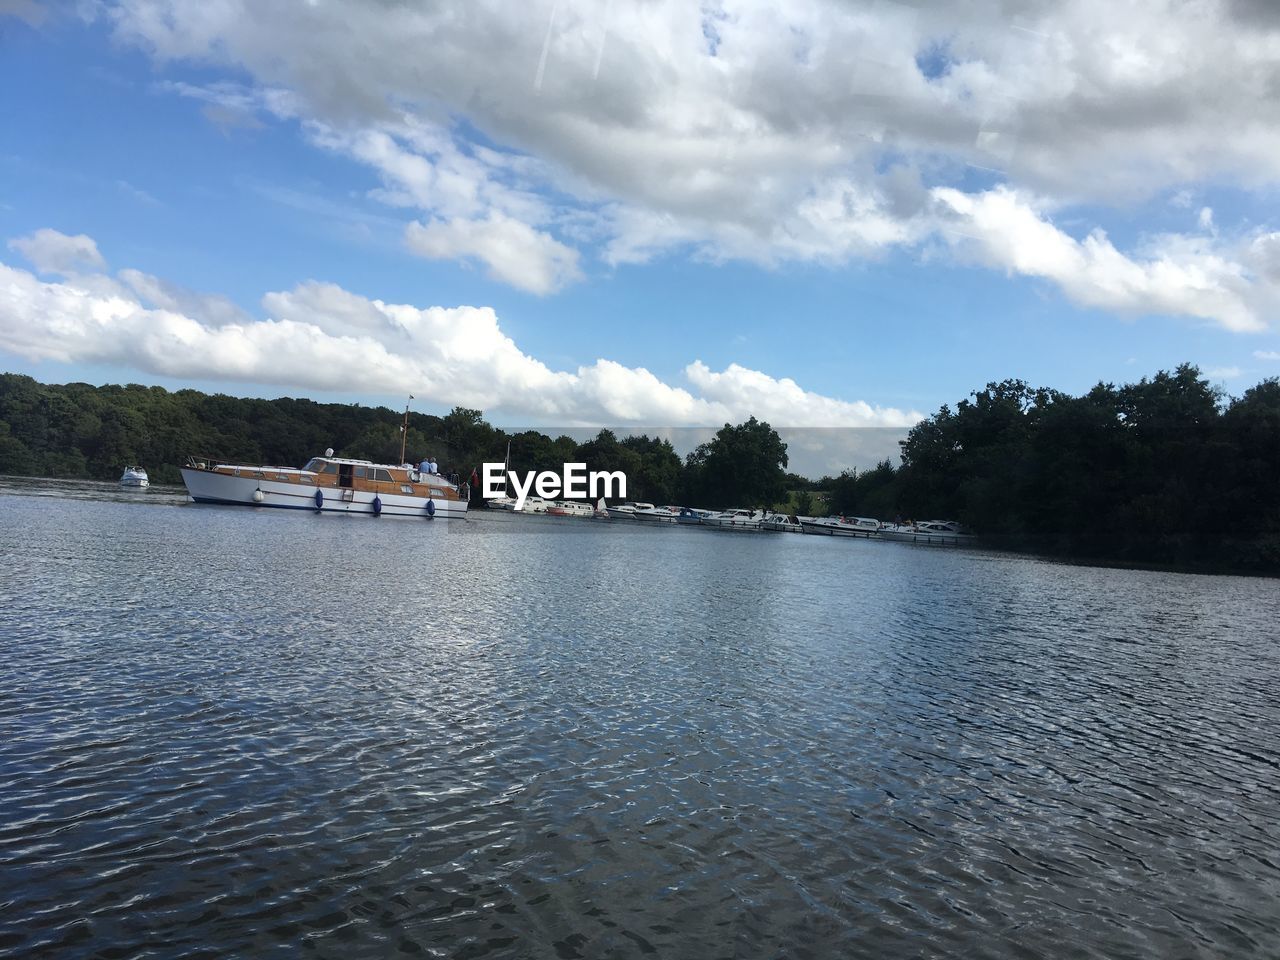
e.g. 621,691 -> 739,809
314,489 -> 324,512
426,498 -> 436,518
372,495 -> 382,517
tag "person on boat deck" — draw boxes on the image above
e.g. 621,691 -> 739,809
429,457 -> 438,474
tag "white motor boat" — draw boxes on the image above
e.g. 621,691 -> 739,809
180,452 -> 468,518
633,505 -> 682,523
878,520 -> 975,546
702,508 -> 763,531
120,465 -> 150,487
799,515 -> 881,538
547,500 -> 594,517
605,501 -> 655,520
760,512 -> 803,532
487,497 -> 520,511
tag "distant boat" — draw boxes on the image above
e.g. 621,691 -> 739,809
547,500 -> 594,517
633,505 -> 682,523
702,508 -> 763,531
879,520 -> 975,546
605,501 -> 655,520
181,452 -> 468,518
120,466 -> 149,487
799,515 -> 881,538
677,507 -> 716,525
760,512 -> 803,532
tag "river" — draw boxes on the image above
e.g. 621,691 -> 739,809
1,478 -> 1277,958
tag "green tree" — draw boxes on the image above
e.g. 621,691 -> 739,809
681,417 -> 788,509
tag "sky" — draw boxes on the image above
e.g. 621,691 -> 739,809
4,0 -> 1280,451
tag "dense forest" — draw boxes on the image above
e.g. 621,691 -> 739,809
3,366 -> 1279,574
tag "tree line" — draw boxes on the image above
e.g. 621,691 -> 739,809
0,373 -> 794,509
3,365 -> 1278,573
818,364 -> 1280,573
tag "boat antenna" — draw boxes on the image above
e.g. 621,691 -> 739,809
398,394 -> 414,465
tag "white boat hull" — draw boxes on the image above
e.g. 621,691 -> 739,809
181,468 -> 468,518
799,519 -> 880,538
879,528 -> 973,546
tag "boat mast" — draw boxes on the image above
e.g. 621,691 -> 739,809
398,394 -> 414,465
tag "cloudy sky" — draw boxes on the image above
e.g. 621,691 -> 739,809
3,0 -> 1280,435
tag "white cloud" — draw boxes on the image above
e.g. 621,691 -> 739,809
404,214 -> 582,295
0,236 -> 919,429
685,361 -> 917,428
112,0 -> 1280,320
1254,350 -> 1280,360
8,228 -> 107,275
932,187 -> 1263,331
1206,365 -> 1242,379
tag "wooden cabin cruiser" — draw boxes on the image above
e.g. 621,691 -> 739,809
120,465 -> 150,487
799,515 -> 881,538
760,513 -> 803,532
702,508 -> 763,530
605,501 -> 654,520
181,452 -> 469,518
879,520 -> 975,546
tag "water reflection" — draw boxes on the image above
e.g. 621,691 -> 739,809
0,479 -> 1278,958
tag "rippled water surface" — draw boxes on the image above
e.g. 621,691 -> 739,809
2,478 -> 1279,959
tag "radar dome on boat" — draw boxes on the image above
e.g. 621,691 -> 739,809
325,447 -> 334,457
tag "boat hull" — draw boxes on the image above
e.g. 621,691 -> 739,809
181,468 -> 468,519
799,519 -> 880,538
878,528 -> 973,546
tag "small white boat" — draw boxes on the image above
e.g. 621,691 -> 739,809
605,501 -> 655,520
120,466 -> 150,487
633,505 -> 682,523
547,500 -> 594,517
799,515 -> 881,538
487,497 -> 520,511
702,508 -> 763,530
760,512 -> 803,532
879,520 -> 975,546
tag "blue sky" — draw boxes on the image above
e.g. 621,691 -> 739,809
3,1 -> 1280,438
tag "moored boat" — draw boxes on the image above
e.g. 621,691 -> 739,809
605,501 -> 655,520
702,508 -> 763,530
120,465 -> 150,487
633,505 -> 682,523
878,520 -> 975,546
799,515 -> 881,538
547,500 -> 594,517
760,512 -> 803,532
181,451 -> 468,518
677,507 -> 716,525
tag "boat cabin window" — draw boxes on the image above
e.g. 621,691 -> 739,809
374,468 -> 393,482
302,459 -> 320,472
317,462 -> 337,475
